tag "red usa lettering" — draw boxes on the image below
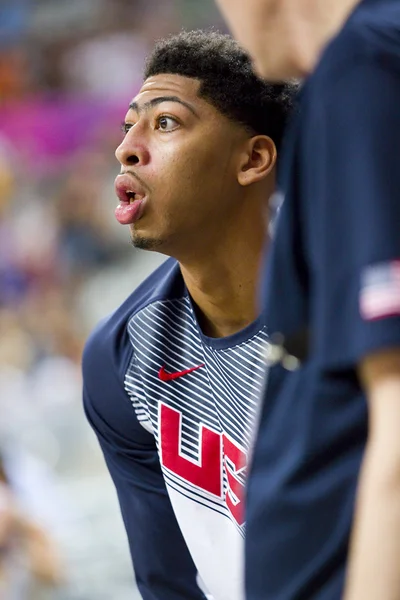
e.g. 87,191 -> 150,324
223,433 -> 246,526
159,402 -> 247,525
159,402 -> 222,496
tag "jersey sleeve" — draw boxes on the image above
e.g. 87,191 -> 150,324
312,59 -> 400,369
82,320 -> 207,600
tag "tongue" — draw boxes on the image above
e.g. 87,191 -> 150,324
115,199 -> 144,225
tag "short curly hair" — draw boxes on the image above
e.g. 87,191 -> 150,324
144,30 -> 297,150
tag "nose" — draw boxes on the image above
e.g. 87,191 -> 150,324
115,128 -> 150,167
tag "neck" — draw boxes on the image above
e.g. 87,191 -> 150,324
292,0 -> 361,75
179,205 -> 267,339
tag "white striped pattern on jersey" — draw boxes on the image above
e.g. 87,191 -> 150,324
124,295 -> 267,535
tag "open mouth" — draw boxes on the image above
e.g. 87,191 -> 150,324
120,189 -> 146,205
114,174 -> 148,225
126,191 -> 137,204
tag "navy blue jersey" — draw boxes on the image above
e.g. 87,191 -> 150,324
82,257 -> 268,600
246,1 -> 400,599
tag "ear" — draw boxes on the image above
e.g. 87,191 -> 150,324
237,135 -> 277,186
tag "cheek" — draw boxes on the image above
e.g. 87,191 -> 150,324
186,135 -> 232,181
147,135 -> 234,212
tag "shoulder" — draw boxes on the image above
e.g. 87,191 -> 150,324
82,256 -> 186,413
83,257 -> 183,379
307,1 -> 400,93
82,257 -> 183,444
297,3 -> 400,134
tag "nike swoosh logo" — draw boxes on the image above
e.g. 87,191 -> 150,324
158,364 -> 205,382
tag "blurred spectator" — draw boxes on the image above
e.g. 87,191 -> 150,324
0,1 -> 31,44
55,150 -> 126,284
61,27 -> 149,100
0,136 -> 29,306
0,453 -> 63,598
0,45 -> 31,101
0,1 -> 222,597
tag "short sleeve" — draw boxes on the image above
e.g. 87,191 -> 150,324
312,59 -> 400,369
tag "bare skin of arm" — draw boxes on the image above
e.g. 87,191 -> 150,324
344,348 -> 400,600
0,485 -> 63,587
16,514 -> 64,585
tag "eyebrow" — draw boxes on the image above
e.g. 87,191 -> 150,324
128,95 -> 199,118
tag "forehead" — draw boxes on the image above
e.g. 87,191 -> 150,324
131,74 -> 203,110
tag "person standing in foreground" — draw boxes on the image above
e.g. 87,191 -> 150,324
215,1 -> 400,599
82,30 -> 295,600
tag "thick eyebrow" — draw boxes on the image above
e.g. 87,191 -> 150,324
128,95 -> 199,118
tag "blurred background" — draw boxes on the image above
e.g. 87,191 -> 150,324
0,1 -> 224,598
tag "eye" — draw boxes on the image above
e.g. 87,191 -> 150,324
121,122 -> 134,136
156,116 -> 179,132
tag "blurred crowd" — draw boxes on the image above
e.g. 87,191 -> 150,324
0,0 -> 223,597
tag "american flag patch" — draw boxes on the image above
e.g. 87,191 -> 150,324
360,260 -> 400,321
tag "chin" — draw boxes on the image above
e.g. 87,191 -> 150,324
130,230 -> 163,251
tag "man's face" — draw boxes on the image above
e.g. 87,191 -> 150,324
115,74 -> 248,257
215,0 -> 350,80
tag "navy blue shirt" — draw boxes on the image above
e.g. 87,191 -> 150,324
246,1 -> 400,599
83,257 -> 268,600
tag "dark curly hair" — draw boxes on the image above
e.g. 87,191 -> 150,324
144,30 -> 297,150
